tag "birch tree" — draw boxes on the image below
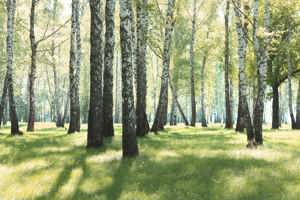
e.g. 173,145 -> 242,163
136,0 -> 150,136
68,0 -> 81,134
6,0 -> 21,135
103,0 -> 116,137
151,0 -> 176,132
189,0 -> 197,126
252,0 -> 270,145
224,0 -> 233,129
87,0 -> 104,147
233,0 -> 254,147
120,0 -> 139,157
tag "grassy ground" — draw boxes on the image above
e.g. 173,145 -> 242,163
0,123 -> 300,200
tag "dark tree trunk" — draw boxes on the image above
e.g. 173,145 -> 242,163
189,0 -> 197,127
136,0 -> 150,136
6,0 -> 21,135
170,95 -> 177,126
200,52 -> 208,127
103,0 -> 116,137
0,74 -> 8,127
224,0 -> 233,129
236,94 -> 245,132
120,0 -> 139,157
151,0 -> 176,132
169,79 -> 189,126
27,0 -> 37,132
62,94 -> 70,127
68,0 -> 81,134
272,84 -> 280,129
252,0 -> 270,145
87,0 -> 104,148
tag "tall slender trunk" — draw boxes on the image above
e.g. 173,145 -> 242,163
190,0 -> 197,126
87,0 -> 104,147
103,0 -> 116,137
169,79 -> 189,126
170,94 -> 177,126
252,0 -> 270,145
136,0 -> 150,136
287,25 -> 296,129
272,84 -> 280,129
200,50 -> 208,127
224,0 -> 233,129
120,0 -> 139,157
0,73 -> 8,127
296,77 -> 300,128
68,0 -> 81,134
6,0 -> 20,135
234,0 -> 254,146
151,0 -> 176,132
27,0 -> 37,132
114,50 -> 121,123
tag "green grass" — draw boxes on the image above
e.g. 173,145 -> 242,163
1,123 -> 300,200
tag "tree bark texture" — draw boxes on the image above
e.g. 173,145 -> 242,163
68,0 -> 81,134
6,0 -> 20,135
189,0 -> 197,127
224,0 -> 233,129
136,0 -> 150,136
151,0 -> 176,132
120,0 -> 139,157
103,0 -> 116,137
87,0 -> 104,147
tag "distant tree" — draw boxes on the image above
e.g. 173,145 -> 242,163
120,0 -> 139,157
87,0 -> 104,147
103,0 -> 116,137
68,0 -> 81,134
200,33 -> 209,128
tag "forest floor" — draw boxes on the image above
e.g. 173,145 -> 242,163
0,123 -> 300,200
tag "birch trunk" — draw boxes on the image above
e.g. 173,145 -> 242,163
151,0 -> 176,132
0,73 -> 8,127
296,77 -> 300,128
200,53 -> 208,127
68,0 -> 81,134
272,84 -> 280,129
27,0 -> 37,132
252,0 -> 270,144
136,0 -> 150,136
6,0 -> 20,135
87,0 -> 104,147
103,0 -> 116,137
169,79 -> 189,126
120,0 -> 139,157
287,25 -> 296,129
224,0 -> 233,129
190,0 -> 197,126
114,50 -> 122,123
233,0 -> 254,146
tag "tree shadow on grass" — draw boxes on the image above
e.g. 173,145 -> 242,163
1,127 -> 300,200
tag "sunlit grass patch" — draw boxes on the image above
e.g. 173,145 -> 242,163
1,124 -> 300,199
